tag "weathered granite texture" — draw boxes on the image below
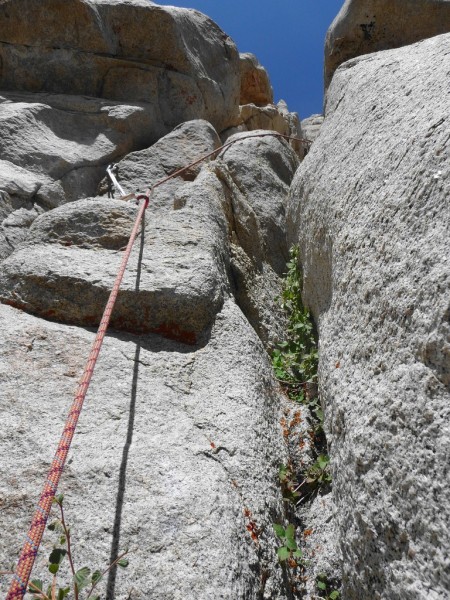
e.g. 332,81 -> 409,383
222,101 -> 303,157
289,33 -> 450,599
0,0 -> 240,132
300,114 -> 324,144
239,52 -> 274,105
218,131 -> 299,276
0,299 -> 291,599
0,117 -> 303,598
325,0 -> 450,89
0,122 -> 298,349
0,91 -> 166,206
0,88 -> 197,259
0,2 -> 307,596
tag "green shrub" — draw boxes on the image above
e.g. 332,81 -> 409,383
272,245 -> 318,389
26,494 -> 129,600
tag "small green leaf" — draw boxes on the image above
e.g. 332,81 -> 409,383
277,546 -> 290,561
315,408 -> 324,422
48,548 -> 67,566
58,587 -> 71,600
293,548 -> 303,558
286,537 -> 297,551
273,524 -> 285,539
49,563 -> 60,575
329,592 -> 340,599
91,570 -> 102,585
59,536 -> 67,545
285,524 -> 295,542
28,579 -> 43,593
48,520 -> 64,534
53,494 -> 64,505
90,596 -> 101,600
117,558 -> 129,568
74,566 -> 91,589
317,455 -> 329,469
317,581 -> 327,590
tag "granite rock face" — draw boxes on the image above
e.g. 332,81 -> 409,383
0,0 -> 241,260
0,3 -> 306,596
0,90 -> 177,259
7,0 -> 450,598
218,131 -> 299,276
0,91 -> 166,205
0,0 -> 240,133
289,33 -> 450,599
0,125 -> 298,352
215,131 -> 299,348
300,114 -> 324,144
0,299 -> 291,599
325,0 -> 450,89
0,117 -> 301,596
98,119 -> 222,207
222,101 -> 303,157
239,52 -> 274,105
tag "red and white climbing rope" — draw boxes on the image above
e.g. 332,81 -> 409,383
5,193 -> 151,600
6,131 -> 310,599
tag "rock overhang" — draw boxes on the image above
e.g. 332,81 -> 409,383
0,0 -> 241,133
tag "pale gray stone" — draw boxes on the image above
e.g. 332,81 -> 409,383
222,102 -> 304,157
0,0 -> 240,133
0,91 -> 173,258
0,160 -> 47,205
0,162 -> 48,258
300,114 -> 324,144
218,131 -> 299,276
99,119 -> 222,210
325,0 -> 450,90
0,123 -> 298,351
0,91 -> 165,207
0,299 -> 291,599
0,118 -> 304,596
288,33 -> 450,600
0,182 -> 230,343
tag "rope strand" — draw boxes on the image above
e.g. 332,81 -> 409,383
6,196 -> 150,600
6,131 -> 310,599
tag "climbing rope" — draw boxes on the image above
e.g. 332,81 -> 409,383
5,193 -> 151,600
6,131 -> 310,599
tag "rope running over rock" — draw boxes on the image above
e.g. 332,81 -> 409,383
6,131 -> 310,599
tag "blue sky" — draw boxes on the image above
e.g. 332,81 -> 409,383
156,0 -> 344,119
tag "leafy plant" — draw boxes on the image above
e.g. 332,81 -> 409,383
272,245 -> 318,388
278,463 -> 300,504
272,523 -> 302,564
305,454 -> 332,489
316,573 -> 340,599
26,494 -> 129,600
273,246 -> 331,489
294,454 -> 332,506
